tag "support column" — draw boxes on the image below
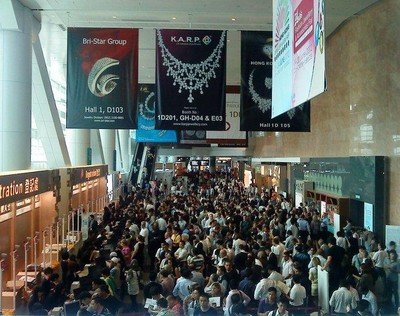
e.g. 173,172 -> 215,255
0,3 -> 33,171
100,129 -> 116,172
66,129 -> 91,166
118,130 -> 130,173
209,156 -> 216,173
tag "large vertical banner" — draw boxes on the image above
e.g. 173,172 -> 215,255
156,29 -> 226,130
272,0 -> 325,118
136,84 -> 177,143
67,28 -> 138,129
240,31 -> 310,131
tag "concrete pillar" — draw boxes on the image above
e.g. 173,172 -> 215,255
100,129 -> 116,172
66,129 -> 91,166
209,156 -> 216,173
118,130 -> 130,173
0,3 -> 33,171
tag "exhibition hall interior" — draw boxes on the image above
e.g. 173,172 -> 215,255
1,0 -> 400,315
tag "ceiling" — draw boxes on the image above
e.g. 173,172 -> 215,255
18,0 -> 379,85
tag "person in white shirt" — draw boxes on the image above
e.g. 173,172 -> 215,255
224,279 -> 251,316
337,230 -> 348,250
360,286 -> 378,316
232,233 -> 246,256
255,271 -> 281,300
372,242 -> 387,279
174,241 -> 188,262
156,216 -> 167,232
329,279 -> 353,314
307,248 -> 327,270
271,237 -> 285,269
281,251 -> 294,281
289,275 -> 306,307
348,281 -> 360,313
139,221 -> 149,246
129,221 -> 139,237
267,265 -> 284,283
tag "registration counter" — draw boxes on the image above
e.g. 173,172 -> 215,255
0,169 -> 60,311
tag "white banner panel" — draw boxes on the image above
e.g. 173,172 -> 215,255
318,266 -> 329,313
364,202 -> 373,231
272,0 -> 325,118
207,94 -> 247,147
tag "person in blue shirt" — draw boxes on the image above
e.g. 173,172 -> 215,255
172,269 -> 194,300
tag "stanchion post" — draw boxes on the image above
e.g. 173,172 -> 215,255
67,214 -> 71,248
56,221 -> 60,255
49,224 -> 53,266
23,237 -> 31,291
62,217 -> 65,247
11,245 -> 20,311
42,229 -> 47,268
33,232 -> 39,276
0,253 -> 8,315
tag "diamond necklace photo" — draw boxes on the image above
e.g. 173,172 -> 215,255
157,30 -> 226,103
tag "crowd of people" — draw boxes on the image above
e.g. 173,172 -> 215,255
27,170 -> 399,316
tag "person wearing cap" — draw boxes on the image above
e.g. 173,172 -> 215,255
108,256 -> 121,299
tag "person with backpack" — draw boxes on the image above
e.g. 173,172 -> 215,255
225,279 -> 251,316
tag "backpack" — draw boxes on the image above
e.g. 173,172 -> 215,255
229,292 -> 246,316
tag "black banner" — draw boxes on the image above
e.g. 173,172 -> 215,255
155,29 -> 226,130
0,170 -> 53,206
240,31 -> 310,131
67,28 -> 138,129
70,165 -> 108,186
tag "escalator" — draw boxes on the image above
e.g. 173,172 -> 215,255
128,142 -> 144,185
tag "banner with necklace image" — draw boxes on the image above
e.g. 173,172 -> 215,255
240,31 -> 310,131
136,84 -> 178,143
67,28 -> 138,129
155,29 -> 227,130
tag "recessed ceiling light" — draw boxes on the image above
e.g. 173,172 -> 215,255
172,17 -> 177,20
231,17 -> 236,21
112,16 -> 117,19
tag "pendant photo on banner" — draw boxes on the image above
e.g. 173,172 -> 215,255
136,84 -> 178,143
240,31 -> 310,132
155,29 -> 227,130
66,28 -> 138,129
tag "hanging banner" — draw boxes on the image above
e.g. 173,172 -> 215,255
272,0 -> 325,118
136,84 -> 178,143
67,28 -> 138,129
207,93 -> 247,147
240,31 -> 310,131
155,29 -> 226,130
